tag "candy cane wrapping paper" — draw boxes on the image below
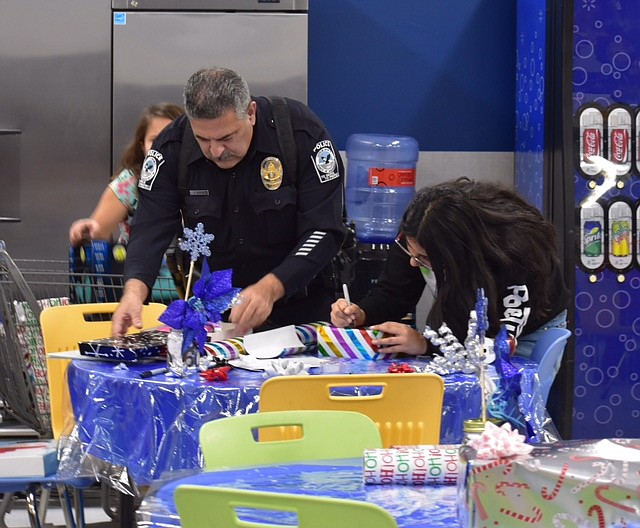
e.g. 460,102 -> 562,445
316,325 -> 397,360
363,446 -> 460,485
458,438 -> 640,527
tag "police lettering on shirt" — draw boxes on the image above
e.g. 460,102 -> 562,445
139,150 -> 165,191
311,140 -> 340,183
501,284 -> 531,339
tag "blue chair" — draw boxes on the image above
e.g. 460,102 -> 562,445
528,328 -> 571,405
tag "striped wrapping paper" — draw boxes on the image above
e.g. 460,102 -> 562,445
316,325 -> 397,360
204,323 -> 321,360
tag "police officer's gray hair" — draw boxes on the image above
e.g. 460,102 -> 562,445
183,67 -> 251,120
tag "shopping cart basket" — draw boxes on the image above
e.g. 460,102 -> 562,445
0,242 -> 176,436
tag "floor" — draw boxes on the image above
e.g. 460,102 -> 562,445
4,503 -> 117,528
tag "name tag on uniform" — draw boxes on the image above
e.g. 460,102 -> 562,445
189,190 -> 209,196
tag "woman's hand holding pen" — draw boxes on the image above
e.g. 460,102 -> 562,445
330,298 -> 366,328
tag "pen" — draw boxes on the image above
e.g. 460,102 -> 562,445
140,367 -> 169,379
342,283 -> 351,305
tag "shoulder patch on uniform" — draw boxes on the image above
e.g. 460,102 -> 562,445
311,140 -> 340,183
139,150 -> 165,191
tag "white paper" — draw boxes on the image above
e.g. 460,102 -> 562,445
229,355 -> 322,372
243,325 -> 305,359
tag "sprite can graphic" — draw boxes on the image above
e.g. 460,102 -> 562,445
584,220 -> 602,257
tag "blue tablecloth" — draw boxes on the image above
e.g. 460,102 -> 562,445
136,460 -> 459,528
65,357 -> 482,486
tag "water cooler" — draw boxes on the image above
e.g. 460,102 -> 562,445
345,134 -> 418,314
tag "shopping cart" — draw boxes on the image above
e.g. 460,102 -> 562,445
0,241 -> 176,437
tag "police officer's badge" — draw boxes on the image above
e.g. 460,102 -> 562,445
139,149 -> 165,191
260,156 -> 283,190
311,140 -> 340,183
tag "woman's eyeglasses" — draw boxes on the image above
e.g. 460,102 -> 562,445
394,234 -> 431,269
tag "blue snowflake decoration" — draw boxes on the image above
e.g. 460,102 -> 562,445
179,222 -> 215,262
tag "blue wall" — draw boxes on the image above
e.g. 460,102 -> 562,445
308,0 -> 516,152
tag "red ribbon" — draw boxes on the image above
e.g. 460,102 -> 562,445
199,366 -> 231,382
387,362 -> 415,373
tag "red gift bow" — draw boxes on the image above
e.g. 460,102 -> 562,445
199,366 -> 231,382
387,362 -> 415,373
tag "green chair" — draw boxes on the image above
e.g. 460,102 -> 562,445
175,485 -> 398,528
199,410 -> 383,470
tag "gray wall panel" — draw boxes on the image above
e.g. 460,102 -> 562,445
0,0 -> 111,260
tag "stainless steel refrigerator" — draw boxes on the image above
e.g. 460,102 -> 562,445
0,0 -> 308,261
111,0 -> 308,169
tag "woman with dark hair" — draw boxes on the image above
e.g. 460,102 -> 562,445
330,177 -> 569,357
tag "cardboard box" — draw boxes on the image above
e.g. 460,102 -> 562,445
458,438 -> 640,527
0,440 -> 58,478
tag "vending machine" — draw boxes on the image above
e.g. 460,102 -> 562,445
516,0 -> 640,439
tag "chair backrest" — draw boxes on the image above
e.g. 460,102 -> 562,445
199,410 -> 383,470
528,327 -> 572,405
39,302 -> 166,438
259,373 -> 444,448
175,485 -> 398,528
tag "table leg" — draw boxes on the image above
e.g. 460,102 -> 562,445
118,492 -> 135,528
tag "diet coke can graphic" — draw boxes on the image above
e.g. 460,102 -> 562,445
608,199 -> 633,272
576,104 -> 605,178
607,105 -> 632,176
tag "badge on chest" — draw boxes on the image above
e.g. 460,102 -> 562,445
260,156 -> 283,190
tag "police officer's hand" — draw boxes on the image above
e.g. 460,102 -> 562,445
112,279 -> 148,337
229,273 -> 285,335
330,298 -> 365,328
369,321 -> 428,355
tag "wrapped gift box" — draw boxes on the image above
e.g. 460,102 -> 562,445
316,325 -> 396,360
78,329 -> 168,362
458,438 -> 640,527
0,440 -> 58,477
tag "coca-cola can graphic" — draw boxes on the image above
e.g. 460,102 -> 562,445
610,128 -> 629,164
577,104 -> 605,178
583,128 -> 601,157
607,105 -> 632,176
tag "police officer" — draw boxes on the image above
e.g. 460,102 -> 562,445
112,67 -> 345,336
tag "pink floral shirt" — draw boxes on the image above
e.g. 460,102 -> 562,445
108,169 -> 138,245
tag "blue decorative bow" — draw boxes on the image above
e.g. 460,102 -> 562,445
159,260 -> 241,354
489,325 -> 525,434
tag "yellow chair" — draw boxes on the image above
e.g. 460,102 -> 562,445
39,302 -> 167,438
259,373 -> 445,448
175,486 -> 398,528
199,410 -> 383,470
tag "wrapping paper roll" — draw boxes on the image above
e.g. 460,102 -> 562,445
316,325 -> 397,360
363,445 -> 460,485
204,323 -> 320,360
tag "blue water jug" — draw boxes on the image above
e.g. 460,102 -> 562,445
345,134 -> 418,244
